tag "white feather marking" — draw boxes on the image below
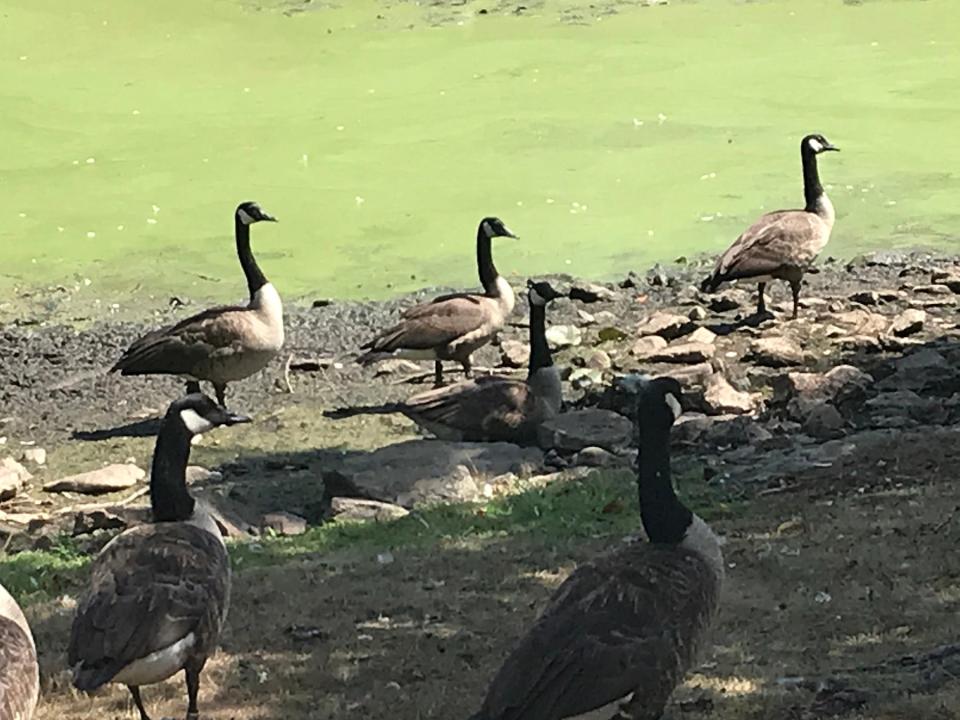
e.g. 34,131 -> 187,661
237,208 -> 255,225
112,632 -> 196,686
481,220 -> 494,237
529,288 -> 546,306
179,408 -> 214,435
681,515 -> 725,580
566,693 -> 635,720
665,392 -> 682,421
807,137 -> 824,153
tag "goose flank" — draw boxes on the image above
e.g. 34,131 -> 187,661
0,583 -> 39,720
110,201 -> 284,407
468,376 -> 723,720
357,217 -> 517,386
700,133 -> 840,319
68,393 -> 250,720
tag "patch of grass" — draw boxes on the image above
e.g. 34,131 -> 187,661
2,467 -> 744,606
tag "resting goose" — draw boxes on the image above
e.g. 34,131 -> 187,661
69,393 -> 249,720
358,216 -> 517,386
396,280 -> 563,443
468,375 -> 723,720
700,133 -> 840,319
0,583 -> 39,720
111,201 -> 284,407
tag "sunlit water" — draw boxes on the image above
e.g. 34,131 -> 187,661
1,0 -> 958,306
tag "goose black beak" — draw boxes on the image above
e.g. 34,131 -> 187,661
224,412 -> 253,426
262,213 -> 279,222
823,143 -> 840,152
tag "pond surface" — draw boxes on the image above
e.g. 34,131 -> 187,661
1,0 -> 958,305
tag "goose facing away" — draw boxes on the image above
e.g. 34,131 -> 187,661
111,201 -> 284,407
358,217 -> 517,386
69,393 -> 250,720
397,279 -> 564,443
468,376 -> 723,720
0,583 -> 39,720
700,133 -> 839,319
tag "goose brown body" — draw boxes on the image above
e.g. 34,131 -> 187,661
0,584 -> 38,720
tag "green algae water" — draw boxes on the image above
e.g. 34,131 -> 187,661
1,0 -> 958,309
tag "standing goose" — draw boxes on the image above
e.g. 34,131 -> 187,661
0,583 -> 39,720
68,393 -> 250,720
398,280 -> 564,442
468,375 -> 723,720
700,133 -> 840,319
111,201 -> 284,407
358,216 -> 517,386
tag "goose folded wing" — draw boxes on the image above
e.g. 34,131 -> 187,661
406,379 -> 528,426
712,211 -> 821,281
0,620 -> 38,718
369,297 -> 491,351
68,525 -> 229,687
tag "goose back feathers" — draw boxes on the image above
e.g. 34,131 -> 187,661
0,584 -> 38,720
111,201 -> 283,406
469,376 -> 722,720
701,134 -> 839,318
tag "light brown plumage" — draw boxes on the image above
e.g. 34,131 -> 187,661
0,584 -> 38,720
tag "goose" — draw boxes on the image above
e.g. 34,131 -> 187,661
0,583 -> 39,720
397,280 -> 564,442
111,201 -> 284,407
68,393 -> 250,720
700,133 -> 840,319
468,375 -> 723,720
358,216 -> 517,386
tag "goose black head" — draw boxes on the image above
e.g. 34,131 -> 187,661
236,201 -> 278,226
615,374 -> 684,429
169,393 -> 252,436
526,279 -> 563,307
480,216 -> 518,240
802,133 -> 840,155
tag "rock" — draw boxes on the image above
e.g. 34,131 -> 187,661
186,465 -> 223,484
849,290 -> 879,306
866,391 -> 947,424
21,448 -> 46,466
576,309 -> 596,325
72,509 -> 127,536
687,306 -> 708,321
261,511 -> 309,536
702,289 -> 746,313
635,312 -> 695,341
538,409 -> 634,453
569,368 -> 604,390
546,324 -> 582,349
597,326 -> 630,343
672,413 -> 769,448
329,497 -> 410,523
702,374 -> 755,415
374,358 -> 422,376
838,335 -> 882,353
931,270 -> 960,293
0,457 -> 32,501
573,446 -> 621,468
569,283 -> 618,303
631,335 -> 668,358
802,404 -> 845,438
646,263 -> 671,287
593,311 -> 619,326
666,362 -> 715,386
911,283 -> 951,295
748,337 -> 805,368
328,440 -> 543,508
584,349 -> 612,370
647,342 -> 715,364
831,309 -> 888,336
44,464 -> 145,495
772,365 -> 873,420
890,309 -> 926,337
881,348 -> 952,392
500,340 -> 530,368
688,327 -> 717,345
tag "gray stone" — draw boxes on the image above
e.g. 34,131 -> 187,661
631,335 -> 668,358
186,465 -> 223,484
576,309 -> 596,326
72,509 -> 127,536
569,283 -> 619,303
546,324 -> 582,349
584,349 -> 612,370
635,312 -> 695,341
593,311 -> 619,326
772,365 -> 873,421
21,448 -> 46,466
831,309 -> 888,336
688,326 -> 717,345
329,497 -> 410,523
931,270 -> 960,293
911,284 -> 951,295
866,391 -> 947,424
647,341 -> 715,364
570,368 -> 604,390
687,306 -> 708,321
0,457 -> 32,501
883,349 -> 952,392
374,358 -> 423,376
890,309 -> 926,337
500,340 -> 530,368
703,374 -> 755,415
849,290 -> 880,306
666,362 -> 715,386
538,409 -> 634,453
802,404 -> 845,438
44,463 -> 145,495
261,511 -> 309,536
748,337 -> 805,368
329,440 -> 543,508
705,290 -> 745,313
572,446 -> 621,468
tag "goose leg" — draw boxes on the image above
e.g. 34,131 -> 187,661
128,685 -> 152,720
213,383 -> 227,408
184,663 -> 202,720
756,282 -> 767,316
433,361 -> 444,388
790,278 -> 801,319
462,357 -> 473,379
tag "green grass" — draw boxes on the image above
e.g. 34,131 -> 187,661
1,466 -> 744,606
1,0 -> 959,312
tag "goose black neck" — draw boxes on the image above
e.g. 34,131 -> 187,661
637,417 -> 692,544
527,302 -> 552,378
477,226 -> 499,295
235,217 -> 268,300
801,145 -> 824,213
150,419 -> 196,522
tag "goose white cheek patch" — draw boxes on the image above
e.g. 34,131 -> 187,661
180,408 -> 215,435
529,289 -> 546,306
665,393 -> 682,421
807,138 -> 824,153
237,208 -> 255,225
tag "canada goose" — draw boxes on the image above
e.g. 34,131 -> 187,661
358,217 -> 517,386
111,201 -> 283,407
0,583 -> 39,720
349,280 -> 564,442
468,375 -> 723,720
68,393 -> 249,720
700,133 -> 840,319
